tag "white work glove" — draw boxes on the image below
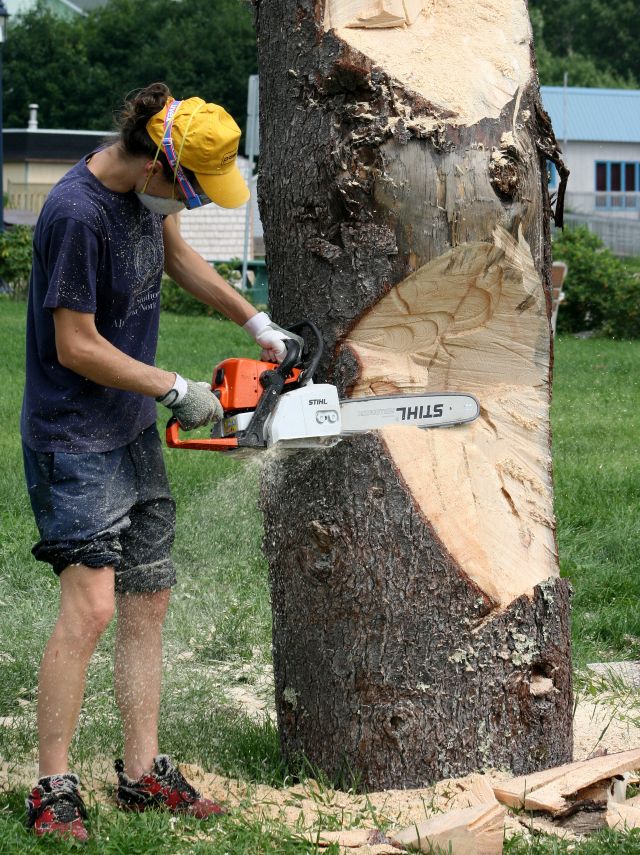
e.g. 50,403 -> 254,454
243,312 -> 304,363
157,374 -> 223,431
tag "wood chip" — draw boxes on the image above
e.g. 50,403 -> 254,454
402,0 -> 425,24
388,800 -> 505,854
492,748 -> 640,813
606,801 -> 640,831
309,828 -> 392,848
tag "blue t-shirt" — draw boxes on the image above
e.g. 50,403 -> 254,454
21,155 -> 165,453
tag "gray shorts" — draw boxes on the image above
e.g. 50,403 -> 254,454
22,424 -> 177,593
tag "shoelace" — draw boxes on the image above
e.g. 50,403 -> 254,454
28,789 -> 87,827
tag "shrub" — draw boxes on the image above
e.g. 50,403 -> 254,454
161,260 -> 264,316
552,226 -> 640,339
0,226 -> 34,299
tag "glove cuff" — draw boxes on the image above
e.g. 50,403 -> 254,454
156,373 -> 188,407
243,311 -> 271,339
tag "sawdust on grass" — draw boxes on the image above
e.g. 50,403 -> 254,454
2,666 -> 640,852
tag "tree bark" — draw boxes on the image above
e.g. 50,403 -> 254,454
255,0 -> 572,790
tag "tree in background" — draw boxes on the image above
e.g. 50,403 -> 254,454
6,0 -> 638,132
4,0 -> 257,130
529,0 -> 639,88
4,5 -> 90,128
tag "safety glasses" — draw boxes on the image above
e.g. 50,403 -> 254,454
145,99 -> 211,210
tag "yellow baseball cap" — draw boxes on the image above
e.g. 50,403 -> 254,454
146,96 -> 250,209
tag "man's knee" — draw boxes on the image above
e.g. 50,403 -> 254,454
58,564 -> 116,644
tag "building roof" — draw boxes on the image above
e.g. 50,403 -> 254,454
6,0 -> 106,16
4,129 -> 114,162
541,86 -> 640,144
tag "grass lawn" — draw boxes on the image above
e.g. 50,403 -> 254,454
0,299 -> 639,852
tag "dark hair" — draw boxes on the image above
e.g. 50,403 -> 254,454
117,82 -> 195,184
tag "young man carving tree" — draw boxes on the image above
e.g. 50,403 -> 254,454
21,83 -> 294,840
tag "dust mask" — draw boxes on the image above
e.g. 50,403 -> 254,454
135,192 -> 185,215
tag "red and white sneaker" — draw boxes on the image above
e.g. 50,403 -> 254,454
26,773 -> 89,841
115,755 -> 225,818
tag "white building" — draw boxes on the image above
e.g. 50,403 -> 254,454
541,86 -> 640,254
3,107 -> 256,262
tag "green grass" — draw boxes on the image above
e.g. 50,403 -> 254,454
1,299 -> 640,852
0,786 -> 337,854
552,337 -> 640,665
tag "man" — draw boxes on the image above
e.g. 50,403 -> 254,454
21,83 -> 296,840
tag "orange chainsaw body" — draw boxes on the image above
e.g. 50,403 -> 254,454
211,358 -> 302,413
166,357 -> 303,452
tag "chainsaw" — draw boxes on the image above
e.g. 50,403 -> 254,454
166,320 -> 480,453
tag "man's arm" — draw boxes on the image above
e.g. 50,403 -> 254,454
54,308 -> 223,430
162,215 -> 256,325
53,308 -> 175,398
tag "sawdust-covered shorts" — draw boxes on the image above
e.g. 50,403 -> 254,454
22,424 -> 177,593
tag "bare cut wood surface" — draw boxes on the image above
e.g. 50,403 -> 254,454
388,801 -> 506,854
345,226 -> 555,607
324,0 -> 532,126
311,778 -> 505,852
492,748 -> 640,813
327,0 -> 431,29
347,0 -> 406,28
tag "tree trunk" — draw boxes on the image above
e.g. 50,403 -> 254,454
255,0 -> 572,790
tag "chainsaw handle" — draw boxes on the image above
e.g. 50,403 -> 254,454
165,417 -> 238,451
287,320 -> 323,383
279,337 -> 302,377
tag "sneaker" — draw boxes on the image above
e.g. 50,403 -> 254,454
115,754 -> 225,818
26,773 -> 89,841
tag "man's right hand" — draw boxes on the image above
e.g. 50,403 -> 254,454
157,377 -> 223,431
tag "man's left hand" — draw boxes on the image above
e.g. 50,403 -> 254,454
243,312 -> 304,364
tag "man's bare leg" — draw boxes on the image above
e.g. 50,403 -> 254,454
37,565 -> 115,778
114,589 -> 171,780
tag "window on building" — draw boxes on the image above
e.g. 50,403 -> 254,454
547,162 -> 557,189
595,161 -> 639,209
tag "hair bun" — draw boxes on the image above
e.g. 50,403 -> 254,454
117,82 -> 175,170
121,82 -> 172,125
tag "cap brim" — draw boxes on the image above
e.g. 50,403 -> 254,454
196,165 -> 250,209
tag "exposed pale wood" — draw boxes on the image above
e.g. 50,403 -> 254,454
493,749 -> 640,813
327,0 -> 429,29
347,0 -> 406,28
346,226 -> 556,607
388,800 -> 505,853
403,0 -> 426,25
466,776 -> 499,806
627,793 -> 640,807
325,0 -> 533,126
309,828 -> 393,848
606,801 -> 640,831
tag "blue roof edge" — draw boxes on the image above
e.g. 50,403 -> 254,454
541,86 -> 640,97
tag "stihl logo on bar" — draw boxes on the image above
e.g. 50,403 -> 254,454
309,399 -> 328,405
397,404 -> 444,420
